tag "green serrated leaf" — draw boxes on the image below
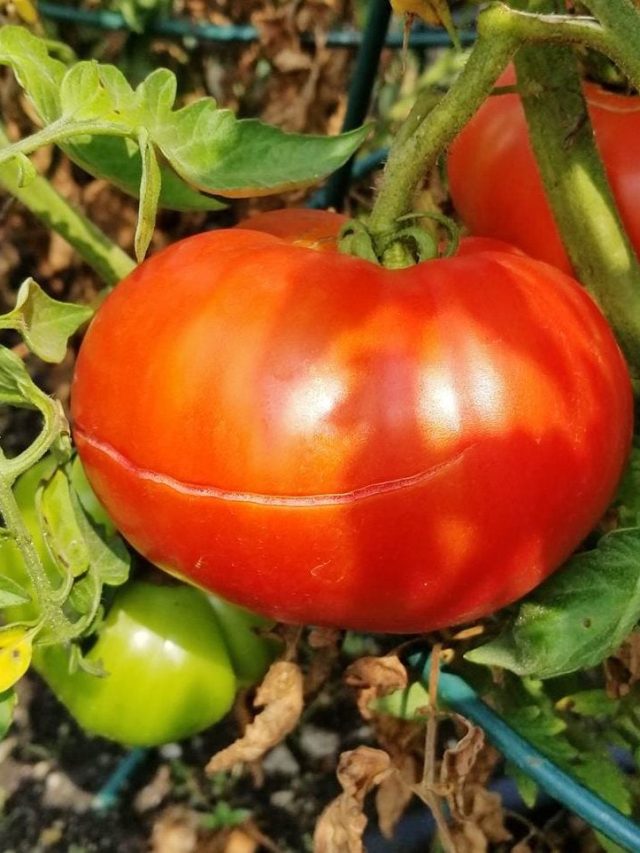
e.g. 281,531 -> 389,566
39,470 -> 91,578
66,136 -> 226,212
60,63 -> 115,122
0,278 -> 92,363
71,494 -> 130,587
616,445 -> 640,528
466,527 -> 640,679
0,574 -> 31,608
556,689 -> 619,717
66,569 -> 101,622
0,346 -> 47,409
0,27 -> 367,210
0,27 -> 65,123
156,108 -> 370,196
505,762 -> 538,808
0,689 -> 16,739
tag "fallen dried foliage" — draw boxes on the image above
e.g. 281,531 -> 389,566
206,661 -> 304,774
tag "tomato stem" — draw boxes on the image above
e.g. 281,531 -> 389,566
367,23 -> 517,264
579,0 -> 640,91
513,36 -> 640,385
0,126 -> 135,287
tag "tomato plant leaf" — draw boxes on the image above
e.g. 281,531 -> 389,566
0,26 -> 368,216
70,494 -> 130,588
0,26 -> 65,124
39,470 -> 91,579
556,689 -> 619,717
153,108 -> 370,197
0,689 -> 16,740
466,527 -> 640,679
0,27 -> 221,213
493,675 -> 634,833
0,278 -> 92,363
0,574 -> 31,608
616,445 -> 640,528
0,347 -> 48,409
0,575 -> 31,608
66,568 -> 101,627
135,130 -> 161,261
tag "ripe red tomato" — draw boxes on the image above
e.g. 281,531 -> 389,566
448,68 -> 640,273
71,210 -> 633,633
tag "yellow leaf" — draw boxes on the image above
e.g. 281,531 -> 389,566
389,0 -> 460,49
0,627 -> 33,691
14,0 -> 39,24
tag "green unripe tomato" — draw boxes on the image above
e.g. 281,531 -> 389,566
34,581 -> 238,747
207,595 -> 277,688
2,456 -> 279,746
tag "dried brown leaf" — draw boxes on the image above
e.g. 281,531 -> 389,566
344,655 -> 408,719
439,714 -> 485,819
313,747 -> 392,853
375,752 -> 417,839
151,805 -> 199,853
206,662 -> 304,774
304,627 -> 342,696
448,787 -> 512,852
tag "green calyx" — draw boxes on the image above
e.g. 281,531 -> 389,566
338,212 -> 461,269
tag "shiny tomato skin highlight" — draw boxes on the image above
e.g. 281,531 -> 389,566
71,212 -> 633,633
448,69 -> 640,273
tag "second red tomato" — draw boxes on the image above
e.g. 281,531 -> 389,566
448,69 -> 640,273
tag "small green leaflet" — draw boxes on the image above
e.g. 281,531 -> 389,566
0,574 -> 31,608
0,278 -> 92,363
466,527 -> 640,679
0,689 -> 16,740
39,471 -> 91,579
0,347 -> 50,409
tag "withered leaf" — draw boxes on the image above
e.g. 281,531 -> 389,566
313,747 -> 392,853
305,627 -> 342,696
375,752 -> 417,839
440,714 -> 485,819
206,662 -> 304,774
448,787 -> 512,852
344,655 -> 408,719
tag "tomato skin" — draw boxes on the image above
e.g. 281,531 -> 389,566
236,208 -> 347,251
448,69 -> 640,273
35,582 -> 237,747
71,212 -> 633,633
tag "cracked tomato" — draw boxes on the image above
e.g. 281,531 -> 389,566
448,68 -> 640,273
71,210 -> 633,633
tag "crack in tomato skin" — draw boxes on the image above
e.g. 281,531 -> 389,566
72,425 -> 476,507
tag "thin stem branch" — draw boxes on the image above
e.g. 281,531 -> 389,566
0,127 -> 135,287
368,23 -> 517,242
0,119 -> 129,169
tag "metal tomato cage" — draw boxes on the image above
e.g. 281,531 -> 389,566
37,2 -> 640,848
